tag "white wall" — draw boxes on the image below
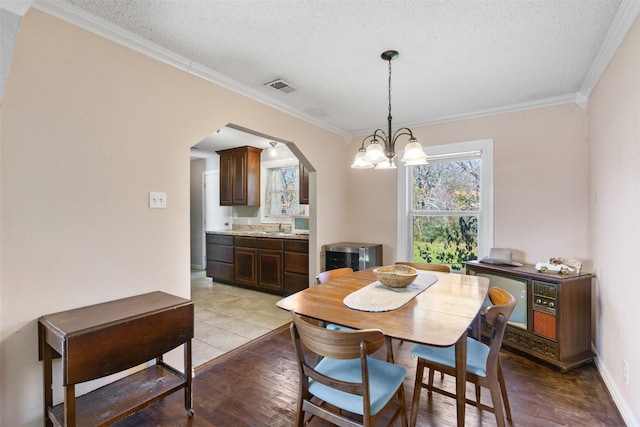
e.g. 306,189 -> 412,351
0,9 -> 349,426
588,15 -> 640,427
346,103 -> 589,267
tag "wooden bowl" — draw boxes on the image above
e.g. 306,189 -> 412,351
373,265 -> 418,288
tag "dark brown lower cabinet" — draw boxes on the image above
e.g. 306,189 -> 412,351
205,234 -> 234,282
234,237 -> 257,287
284,239 -> 309,295
258,238 -> 284,292
206,233 -> 308,295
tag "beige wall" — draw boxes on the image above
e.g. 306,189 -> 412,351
346,103 -> 589,267
0,10 -> 348,426
588,15 -> 640,426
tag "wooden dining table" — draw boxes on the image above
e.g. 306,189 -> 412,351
276,267 -> 489,427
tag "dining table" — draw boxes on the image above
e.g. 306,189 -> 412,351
276,267 -> 489,427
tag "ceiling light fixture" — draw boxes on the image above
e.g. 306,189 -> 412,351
351,50 -> 428,169
269,141 -> 278,157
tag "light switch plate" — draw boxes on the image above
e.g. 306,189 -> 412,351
149,192 -> 167,208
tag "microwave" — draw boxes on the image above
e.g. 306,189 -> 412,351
292,216 -> 310,234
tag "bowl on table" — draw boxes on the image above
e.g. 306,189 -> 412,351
373,265 -> 418,288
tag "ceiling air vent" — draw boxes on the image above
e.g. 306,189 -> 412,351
264,79 -> 297,94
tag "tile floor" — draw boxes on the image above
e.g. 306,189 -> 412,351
190,270 -> 291,367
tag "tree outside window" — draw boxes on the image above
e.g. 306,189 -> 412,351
410,156 -> 481,271
264,165 -> 299,218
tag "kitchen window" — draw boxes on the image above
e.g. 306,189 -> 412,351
397,139 -> 493,271
262,160 -> 302,221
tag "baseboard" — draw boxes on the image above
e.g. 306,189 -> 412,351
191,263 -> 205,270
592,345 -> 638,426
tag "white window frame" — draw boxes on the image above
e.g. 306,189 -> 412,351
397,139 -> 494,263
260,158 -> 300,223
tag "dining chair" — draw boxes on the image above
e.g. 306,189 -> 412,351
394,261 -> 450,273
315,267 -> 354,284
409,287 -> 516,427
289,310 -> 409,427
315,267 -> 355,331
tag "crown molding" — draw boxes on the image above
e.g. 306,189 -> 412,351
30,0 -> 348,137
28,0 -> 640,138
579,0 -> 640,99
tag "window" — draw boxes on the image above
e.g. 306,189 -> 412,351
398,139 -> 493,271
263,162 -> 300,219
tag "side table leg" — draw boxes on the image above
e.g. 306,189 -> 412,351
184,339 -> 194,417
64,384 -> 76,427
42,344 -> 53,427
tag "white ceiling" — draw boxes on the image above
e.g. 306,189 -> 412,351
13,0 -> 640,141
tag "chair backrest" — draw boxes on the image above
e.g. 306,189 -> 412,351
315,267 -> 354,284
395,261 -> 450,273
484,288 -> 516,328
290,309 -> 385,360
483,288 -> 516,371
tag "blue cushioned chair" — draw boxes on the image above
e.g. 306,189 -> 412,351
409,288 -> 516,427
289,310 -> 408,427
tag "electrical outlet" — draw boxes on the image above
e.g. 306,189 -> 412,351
623,359 -> 629,384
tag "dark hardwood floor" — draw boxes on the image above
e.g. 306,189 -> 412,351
114,325 -> 624,427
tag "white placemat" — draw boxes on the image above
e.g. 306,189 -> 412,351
343,272 -> 438,312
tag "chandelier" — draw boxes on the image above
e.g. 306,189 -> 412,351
351,50 -> 428,169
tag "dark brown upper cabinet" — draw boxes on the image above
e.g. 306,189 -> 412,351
216,146 -> 262,206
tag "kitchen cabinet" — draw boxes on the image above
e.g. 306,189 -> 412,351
465,261 -> 594,372
284,239 -> 310,295
258,238 -> 284,292
299,161 -> 309,205
38,292 -> 193,426
206,234 -> 234,282
234,236 -> 257,287
206,233 -> 308,295
216,146 -> 262,206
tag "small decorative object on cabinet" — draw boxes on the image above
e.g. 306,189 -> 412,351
216,146 -> 262,206
38,291 -> 194,426
465,261 -> 594,372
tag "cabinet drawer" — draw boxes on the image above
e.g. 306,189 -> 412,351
258,238 -> 283,250
207,244 -> 234,263
285,251 -> 309,275
235,236 -> 257,248
284,272 -> 309,295
207,261 -> 234,282
206,234 -> 233,246
284,239 -> 308,253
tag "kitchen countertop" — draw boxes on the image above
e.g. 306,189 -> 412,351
207,230 -> 309,240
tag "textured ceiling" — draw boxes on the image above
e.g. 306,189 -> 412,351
20,0 -> 631,137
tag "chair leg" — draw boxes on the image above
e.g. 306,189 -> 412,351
397,382 -> 409,427
498,358 -> 512,420
487,379 -> 506,427
427,367 -> 435,396
410,358 -> 426,427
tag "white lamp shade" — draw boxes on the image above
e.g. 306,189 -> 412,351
375,158 -> 397,169
364,142 -> 386,164
351,151 -> 374,168
401,140 -> 428,164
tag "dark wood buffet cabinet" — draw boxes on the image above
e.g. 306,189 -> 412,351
206,233 -> 309,296
465,261 -> 594,372
38,291 -> 194,426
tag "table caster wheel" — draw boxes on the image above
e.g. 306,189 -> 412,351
187,409 -> 195,418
